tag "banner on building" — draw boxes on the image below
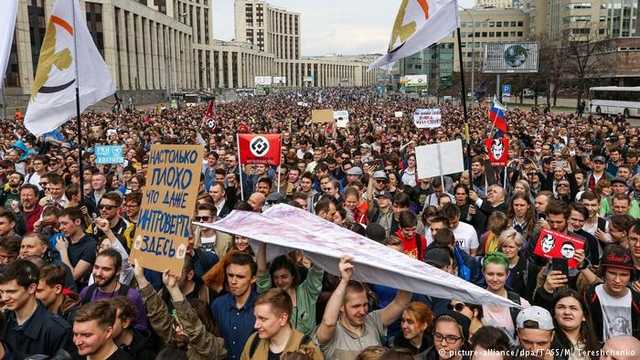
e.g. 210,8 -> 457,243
255,76 -> 272,86
413,108 -> 442,129
238,134 -> 282,166
483,42 -> 539,73
401,75 -> 428,87
485,137 -> 509,167
273,76 -> 287,85
198,204 -> 518,307
130,144 -> 205,273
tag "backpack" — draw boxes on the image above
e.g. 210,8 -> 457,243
248,332 -> 312,358
80,283 -> 130,304
506,291 -> 522,327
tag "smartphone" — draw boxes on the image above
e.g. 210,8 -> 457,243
552,258 -> 569,277
538,213 -> 547,221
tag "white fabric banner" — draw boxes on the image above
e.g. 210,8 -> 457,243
0,0 -> 18,89
25,0 -> 115,136
198,204 -> 517,307
370,0 -> 459,69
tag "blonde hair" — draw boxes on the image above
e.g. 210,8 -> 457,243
498,228 -> 524,249
355,346 -> 388,360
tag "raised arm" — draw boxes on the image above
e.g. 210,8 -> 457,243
380,289 -> 412,327
315,256 -> 353,345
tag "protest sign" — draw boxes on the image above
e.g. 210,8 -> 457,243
311,109 -> 334,123
394,111 -> 403,118
95,145 -> 124,164
334,110 -> 349,128
238,134 -> 282,166
485,137 -> 510,166
533,229 -> 585,269
198,204 -> 517,307
130,144 -> 204,273
415,139 -> 464,179
413,108 -> 442,129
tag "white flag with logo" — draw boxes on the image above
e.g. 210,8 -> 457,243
25,0 -> 115,136
0,0 -> 18,89
370,0 -> 458,69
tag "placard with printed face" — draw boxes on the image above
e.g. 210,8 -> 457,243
129,144 -> 204,274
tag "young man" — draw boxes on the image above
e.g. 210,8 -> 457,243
441,203 -> 479,256
515,306 -> 555,360
241,288 -> 323,360
0,259 -> 73,358
209,182 -> 232,218
93,192 -> 131,251
109,296 -> 157,360
73,301 -> 134,360
57,207 -> 96,290
79,249 -> 149,331
393,210 -> 426,261
585,245 -> 640,343
315,256 -> 411,360
210,251 -> 259,360
36,264 -> 80,323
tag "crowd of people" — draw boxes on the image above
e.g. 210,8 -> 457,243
0,87 -> 638,360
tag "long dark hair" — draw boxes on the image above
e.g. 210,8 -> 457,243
269,255 -> 301,288
551,288 -> 599,358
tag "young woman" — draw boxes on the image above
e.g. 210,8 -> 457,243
401,154 -> 418,187
420,313 -> 470,360
447,301 -> 483,339
256,244 -> 323,337
506,192 -> 535,240
479,212 -> 508,256
393,302 -> 434,355
551,289 -> 599,360
481,252 -> 530,342
498,229 -> 530,300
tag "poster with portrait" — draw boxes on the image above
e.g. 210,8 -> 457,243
533,229 -> 585,269
485,137 -> 509,166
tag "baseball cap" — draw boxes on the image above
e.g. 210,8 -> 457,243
366,223 -> 386,243
425,248 -> 451,269
601,249 -> 634,271
374,191 -> 393,199
592,155 -> 606,163
373,170 -> 388,180
346,166 -> 363,176
611,177 -> 627,186
516,306 -> 554,331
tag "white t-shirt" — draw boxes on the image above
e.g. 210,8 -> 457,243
596,284 -> 633,341
483,297 -> 531,343
452,221 -> 479,254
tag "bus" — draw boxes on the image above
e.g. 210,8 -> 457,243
589,86 -> 640,117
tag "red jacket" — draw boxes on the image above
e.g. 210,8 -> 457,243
395,229 -> 426,261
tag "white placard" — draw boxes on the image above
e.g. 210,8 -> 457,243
255,76 -> 272,86
415,139 -> 464,179
395,111 -> 404,118
334,110 -> 349,128
413,108 -> 442,129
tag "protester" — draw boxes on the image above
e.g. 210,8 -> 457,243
73,300 -> 135,359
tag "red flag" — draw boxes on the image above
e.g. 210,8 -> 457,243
533,229 -> 585,269
238,134 -> 281,166
202,100 -> 215,129
238,122 -> 251,134
485,137 -> 509,166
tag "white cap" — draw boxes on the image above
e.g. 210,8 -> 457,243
516,306 -> 554,331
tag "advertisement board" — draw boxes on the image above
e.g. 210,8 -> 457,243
483,42 -> 539,73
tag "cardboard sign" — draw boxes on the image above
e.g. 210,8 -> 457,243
485,137 -> 510,166
95,145 -> 124,164
415,140 -> 464,179
238,134 -> 282,166
130,144 -> 205,274
413,108 -> 442,128
311,109 -> 334,123
395,111 -> 404,118
533,229 -> 585,269
334,110 -> 349,128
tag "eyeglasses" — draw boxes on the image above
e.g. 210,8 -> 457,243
99,204 -> 117,210
39,182 -> 49,187
194,216 -> 213,222
447,303 -> 467,312
434,332 -> 462,344
558,183 -> 570,187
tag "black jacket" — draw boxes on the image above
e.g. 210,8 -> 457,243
393,331 -> 433,355
120,329 -> 157,360
584,283 -> 640,344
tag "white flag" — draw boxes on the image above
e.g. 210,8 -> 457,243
25,0 -> 115,136
0,0 -> 18,89
370,0 -> 458,69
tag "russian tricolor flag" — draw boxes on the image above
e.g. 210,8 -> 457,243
488,98 -> 508,133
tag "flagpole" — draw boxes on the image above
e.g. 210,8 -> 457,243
71,0 -> 84,205
456,27 -> 471,171
237,133 -> 245,201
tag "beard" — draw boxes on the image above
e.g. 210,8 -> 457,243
95,272 -> 118,288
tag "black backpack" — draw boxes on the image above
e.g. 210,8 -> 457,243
506,291 -> 522,327
80,283 -> 130,304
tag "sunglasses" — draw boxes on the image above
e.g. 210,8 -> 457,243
99,204 -> 117,210
558,183 -> 570,187
194,216 -> 212,222
447,303 -> 467,312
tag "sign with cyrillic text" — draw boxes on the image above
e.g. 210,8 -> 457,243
95,145 -> 124,164
413,108 -> 442,128
130,144 -> 204,273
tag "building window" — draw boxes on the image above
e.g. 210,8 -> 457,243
517,21 -> 524,26
489,31 -> 495,37
27,0 -> 46,72
511,21 -> 517,26
517,31 -> 523,36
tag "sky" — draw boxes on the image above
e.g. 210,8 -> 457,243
213,0 -> 476,56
